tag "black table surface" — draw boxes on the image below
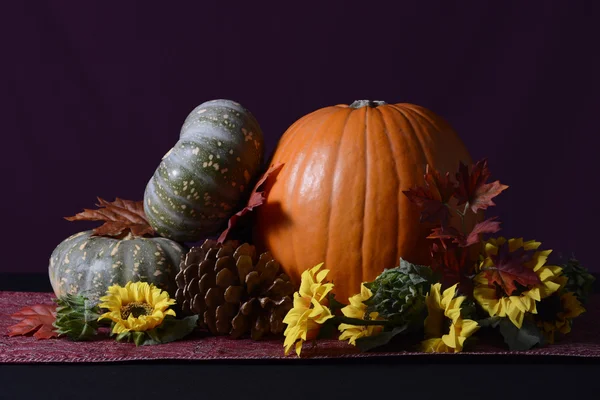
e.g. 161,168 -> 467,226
2,273 -> 599,400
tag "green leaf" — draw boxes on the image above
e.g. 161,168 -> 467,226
334,316 -> 391,327
498,317 -> 545,351
108,316 -> 199,346
459,299 -> 477,321
141,315 -> 199,345
316,318 -> 339,340
327,293 -> 347,315
477,316 -> 502,329
560,257 -> 596,304
398,258 -> 433,286
132,332 -> 146,346
355,325 -> 409,352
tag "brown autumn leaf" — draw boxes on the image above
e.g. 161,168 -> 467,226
217,163 -> 284,243
455,159 -> 509,213
65,197 -> 155,238
8,304 -> 58,339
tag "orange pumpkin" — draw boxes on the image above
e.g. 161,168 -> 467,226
254,100 -> 472,301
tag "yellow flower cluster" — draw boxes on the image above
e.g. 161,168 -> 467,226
280,237 -> 588,356
473,238 -> 563,328
422,283 -> 479,353
537,291 -> 586,344
283,263 -> 334,356
98,281 -> 176,334
338,284 -> 383,345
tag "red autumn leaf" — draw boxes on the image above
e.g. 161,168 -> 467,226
482,245 -> 541,296
217,163 -> 284,243
463,217 -> 502,246
428,226 -> 462,247
7,304 -> 58,339
455,159 -> 508,213
403,165 -> 456,225
403,185 -> 449,224
65,197 -> 155,238
430,242 -> 473,286
428,217 -> 501,247
424,165 -> 456,204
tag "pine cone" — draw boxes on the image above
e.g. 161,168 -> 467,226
175,239 -> 295,340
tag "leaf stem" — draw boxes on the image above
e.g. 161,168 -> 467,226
455,202 -> 470,234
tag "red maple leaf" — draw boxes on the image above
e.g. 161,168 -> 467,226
463,217 -> 502,246
403,186 -> 449,224
428,217 -> 501,247
424,165 -> 455,204
403,165 -> 457,225
482,244 -> 541,295
430,242 -> 474,288
455,159 -> 508,213
217,163 -> 284,243
7,304 -> 58,339
427,226 -> 462,247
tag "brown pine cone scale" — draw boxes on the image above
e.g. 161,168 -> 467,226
175,240 -> 295,340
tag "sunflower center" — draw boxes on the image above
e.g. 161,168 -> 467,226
443,316 -> 453,333
120,302 -> 153,319
536,294 -> 562,323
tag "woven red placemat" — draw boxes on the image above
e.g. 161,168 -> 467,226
1,291 -> 599,363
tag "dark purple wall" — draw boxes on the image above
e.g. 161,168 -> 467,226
2,1 -> 598,274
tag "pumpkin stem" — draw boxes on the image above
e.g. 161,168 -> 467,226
349,100 -> 387,109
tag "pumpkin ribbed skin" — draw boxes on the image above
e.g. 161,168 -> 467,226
49,231 -> 185,304
144,99 -> 264,242
254,101 -> 472,301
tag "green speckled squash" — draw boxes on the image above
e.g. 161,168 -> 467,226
49,231 -> 186,304
144,99 -> 264,242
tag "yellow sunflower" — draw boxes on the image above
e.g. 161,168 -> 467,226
421,283 -> 479,353
98,281 -> 176,334
473,237 -> 563,329
536,290 -> 586,344
283,263 -> 334,356
338,283 -> 384,346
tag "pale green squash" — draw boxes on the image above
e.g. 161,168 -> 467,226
144,99 -> 264,242
49,230 -> 185,304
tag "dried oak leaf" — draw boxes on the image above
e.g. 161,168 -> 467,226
217,163 -> 284,243
455,159 -> 509,213
8,304 -> 58,339
65,197 -> 155,238
482,245 -> 541,296
428,217 -> 501,247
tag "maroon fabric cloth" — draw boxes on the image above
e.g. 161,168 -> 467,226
1,291 -> 599,363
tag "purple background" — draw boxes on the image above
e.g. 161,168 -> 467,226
2,1 -> 598,274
